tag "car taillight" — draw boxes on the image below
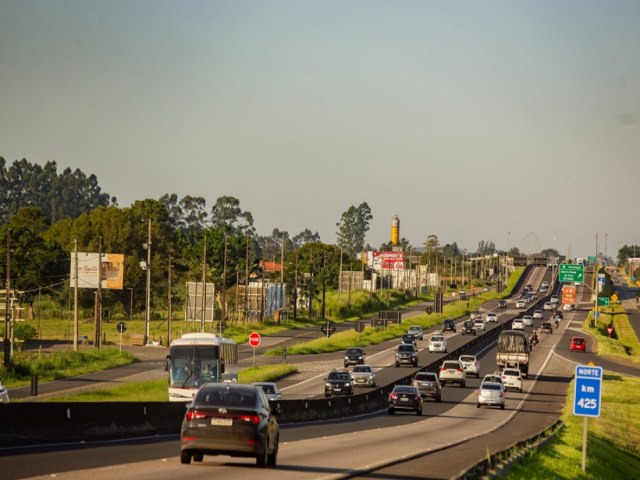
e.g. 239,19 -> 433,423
237,414 -> 260,425
186,410 -> 208,421
390,393 -> 397,400
440,368 -> 446,372
457,368 -> 463,373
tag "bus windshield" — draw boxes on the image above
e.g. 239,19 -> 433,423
169,345 -> 220,388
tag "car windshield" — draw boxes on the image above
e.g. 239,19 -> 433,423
258,384 -> 276,394
329,372 -> 350,380
346,349 -> 362,355
573,338 -> 585,345
394,386 -> 416,394
409,326 -> 420,332
197,386 -> 256,408
431,336 -> 444,342
415,373 -> 436,381
464,321 -> 474,327
398,345 -> 415,352
353,366 -> 371,373
442,362 -> 459,369
503,370 -> 520,376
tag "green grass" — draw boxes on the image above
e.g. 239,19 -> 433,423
583,305 -> 640,363
39,363 -> 298,402
504,373 -> 640,479
1,347 -> 136,388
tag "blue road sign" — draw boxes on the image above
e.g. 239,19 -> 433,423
573,365 -> 603,417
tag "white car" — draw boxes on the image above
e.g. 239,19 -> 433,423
563,303 -> 575,312
501,368 -> 523,393
439,360 -> 467,387
512,318 -> 525,330
550,295 -> 559,304
459,354 -> 480,377
473,318 -> 486,331
516,299 -> 526,309
522,315 -> 533,326
541,281 -> 549,289
477,382 -> 505,409
429,335 -> 448,353
252,382 -> 283,401
543,302 -> 553,311
0,376 -> 9,403
532,310 -> 543,320
486,312 -> 498,322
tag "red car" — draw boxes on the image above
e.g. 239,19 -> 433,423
570,336 -> 587,352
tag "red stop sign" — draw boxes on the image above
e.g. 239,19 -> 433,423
249,331 -> 261,348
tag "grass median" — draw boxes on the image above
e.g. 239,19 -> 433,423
583,305 -> 640,364
503,372 -> 640,479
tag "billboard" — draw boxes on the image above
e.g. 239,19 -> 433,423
186,282 -> 216,322
368,251 -> 405,271
562,285 -> 576,305
70,252 -> 125,289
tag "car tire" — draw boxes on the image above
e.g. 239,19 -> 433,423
501,404 -> 505,410
256,439 -> 269,468
519,388 -> 522,393
476,403 -> 481,408
193,453 -> 203,463
436,395 -> 441,402
416,408 -> 422,416
395,363 -> 400,367
388,408 -> 395,415
180,451 -> 192,465
267,435 -> 278,467
324,393 -> 330,398
461,382 -> 465,388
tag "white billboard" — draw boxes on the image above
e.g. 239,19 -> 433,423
70,252 -> 125,289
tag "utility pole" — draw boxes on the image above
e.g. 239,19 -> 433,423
73,239 -> 78,352
167,251 -> 172,346
4,228 -> 11,367
222,234 -> 227,324
95,237 -> 103,349
144,220 -> 152,345
201,234 -> 207,333
244,234 -> 249,321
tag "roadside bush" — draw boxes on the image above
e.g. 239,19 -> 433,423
14,323 -> 38,343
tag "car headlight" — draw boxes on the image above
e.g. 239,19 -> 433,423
325,383 -> 331,387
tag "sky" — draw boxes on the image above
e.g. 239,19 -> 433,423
1,1 -> 639,258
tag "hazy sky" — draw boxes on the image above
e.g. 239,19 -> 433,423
2,1 -> 639,258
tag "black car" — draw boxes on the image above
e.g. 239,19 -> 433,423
324,369 -> 353,397
498,300 -> 507,308
401,333 -> 417,345
443,319 -> 457,333
180,383 -> 279,468
541,322 -> 553,333
461,320 -> 476,336
395,344 -> 419,367
344,347 -> 366,367
388,385 -> 423,415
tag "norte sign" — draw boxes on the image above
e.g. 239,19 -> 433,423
559,264 -> 584,283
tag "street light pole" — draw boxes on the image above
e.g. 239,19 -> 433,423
144,220 -> 152,346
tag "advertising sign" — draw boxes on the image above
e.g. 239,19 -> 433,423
70,252 -> 125,289
369,251 -> 404,271
562,285 -> 577,305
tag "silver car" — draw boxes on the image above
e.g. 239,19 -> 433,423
407,325 -> 424,341
351,364 -> 377,387
252,382 -> 282,401
477,382 -> 505,409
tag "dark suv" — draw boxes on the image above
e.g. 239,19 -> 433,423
461,320 -> 475,336
324,369 -> 353,397
395,344 -> 419,367
344,347 -> 366,367
401,333 -> 417,345
498,300 -> 507,308
443,319 -> 457,333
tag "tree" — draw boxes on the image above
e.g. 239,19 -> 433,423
292,229 -> 320,248
476,240 -> 496,256
336,202 -> 373,257
180,195 -> 208,232
210,196 -> 255,236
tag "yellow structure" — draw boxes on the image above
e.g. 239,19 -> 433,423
391,214 -> 400,246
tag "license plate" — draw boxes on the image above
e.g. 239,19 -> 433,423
400,397 -> 410,402
211,418 -> 232,427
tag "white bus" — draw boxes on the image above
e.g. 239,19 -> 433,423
166,333 -> 238,402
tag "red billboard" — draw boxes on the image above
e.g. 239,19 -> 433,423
370,251 -> 404,271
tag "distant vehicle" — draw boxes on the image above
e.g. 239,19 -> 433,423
180,383 -> 279,467
563,303 -> 575,312
541,322 -> 553,333
443,319 -> 457,333
486,312 -> 498,322
541,281 -> 549,289
516,299 -> 526,309
429,334 -> 448,353
395,344 -> 419,367
496,330 -> 530,377
252,382 -> 282,402
550,295 -> 559,304
473,318 -> 486,331
439,360 -> 466,387
469,310 -> 482,321
407,325 -> 424,341
477,382 -> 505,409
501,368 -> 523,393
324,369 -> 353,397
543,302 -> 554,311
388,385 -> 423,416
459,354 -> 480,377
570,336 -> 587,352
401,333 -> 417,346
481,374 -> 504,387
512,318 -> 525,330
522,315 -> 533,326
0,376 -> 9,403
461,320 -> 476,336
344,347 -> 366,367
532,310 -> 543,320
412,371 -> 442,401
351,364 -> 377,387
497,300 -> 507,309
